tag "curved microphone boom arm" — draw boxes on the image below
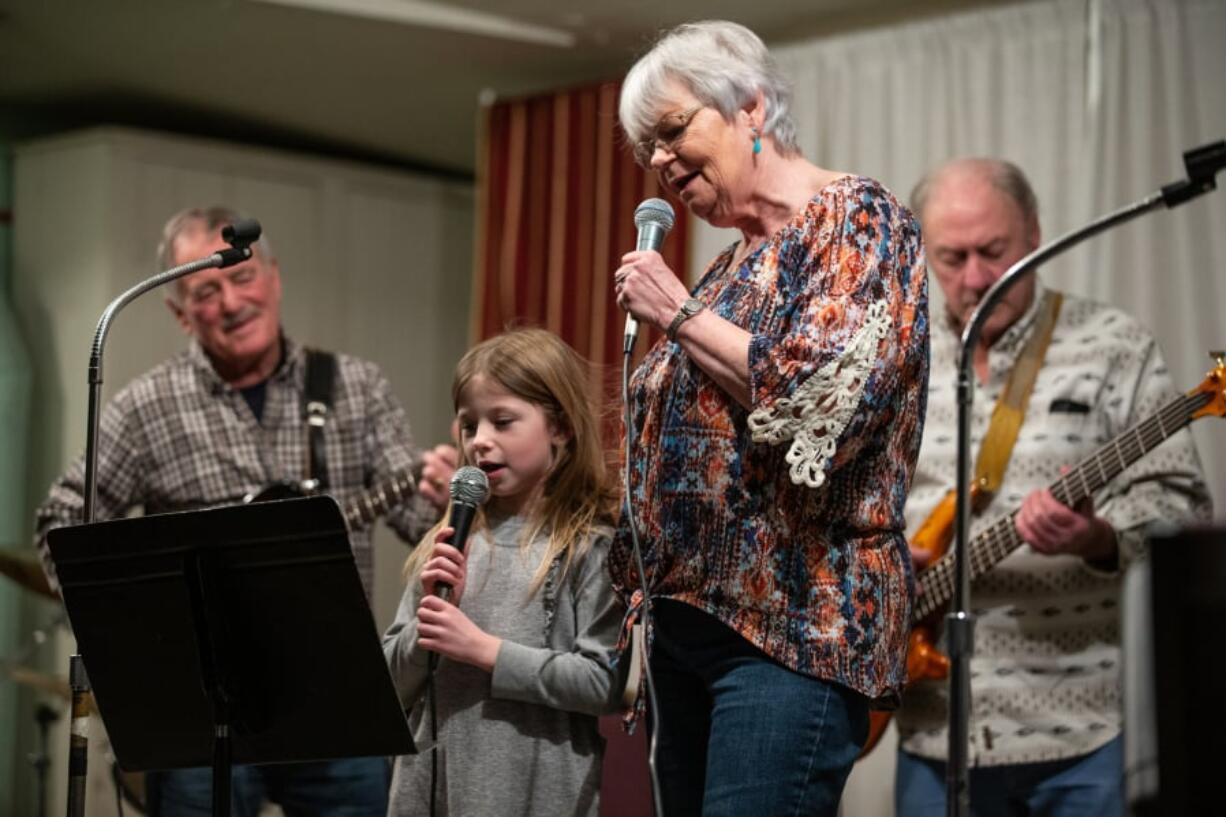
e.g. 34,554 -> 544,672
82,219 -> 261,523
945,141 -> 1224,816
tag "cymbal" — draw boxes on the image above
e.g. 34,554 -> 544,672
0,547 -> 57,600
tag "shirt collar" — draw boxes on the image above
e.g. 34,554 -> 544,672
932,277 -> 1047,361
990,277 -> 1047,356
187,333 -> 303,393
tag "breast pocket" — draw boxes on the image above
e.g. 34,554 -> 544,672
1033,373 -> 1107,454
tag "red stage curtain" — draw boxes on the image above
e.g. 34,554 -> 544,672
473,80 -> 690,369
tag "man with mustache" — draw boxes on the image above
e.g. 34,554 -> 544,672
34,206 -> 451,816
891,158 -> 1210,816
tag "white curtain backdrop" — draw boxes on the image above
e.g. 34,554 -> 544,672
686,1 -> 1226,813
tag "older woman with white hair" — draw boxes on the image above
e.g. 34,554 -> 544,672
609,20 -> 930,815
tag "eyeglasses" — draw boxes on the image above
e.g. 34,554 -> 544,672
633,105 -> 704,168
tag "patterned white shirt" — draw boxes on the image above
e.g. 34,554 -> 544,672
896,282 -> 1211,765
35,337 -> 436,600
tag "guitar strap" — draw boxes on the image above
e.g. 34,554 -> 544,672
970,290 -> 1063,513
304,348 -> 337,491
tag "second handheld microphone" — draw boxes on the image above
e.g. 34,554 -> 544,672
623,198 -> 677,353
436,465 -> 491,601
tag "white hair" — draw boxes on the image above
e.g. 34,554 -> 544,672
619,20 -> 800,157
911,158 -> 1039,226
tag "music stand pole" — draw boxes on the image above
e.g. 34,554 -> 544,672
185,548 -> 242,817
945,141 -> 1224,817
67,221 -> 260,817
65,658 -> 89,817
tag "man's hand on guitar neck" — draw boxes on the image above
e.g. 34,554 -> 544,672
418,440 -> 460,513
1014,487 -> 1118,565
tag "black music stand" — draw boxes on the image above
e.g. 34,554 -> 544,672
46,496 -> 415,817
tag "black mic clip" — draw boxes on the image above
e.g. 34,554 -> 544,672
217,218 -> 262,268
215,246 -> 253,268
1161,139 -> 1226,208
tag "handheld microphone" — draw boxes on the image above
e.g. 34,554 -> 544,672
437,465 -> 491,600
624,198 -> 676,353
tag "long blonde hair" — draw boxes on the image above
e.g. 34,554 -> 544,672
404,328 -> 617,595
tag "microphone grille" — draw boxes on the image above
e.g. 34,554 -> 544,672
221,218 -> 262,245
449,465 -> 491,507
634,198 -> 675,233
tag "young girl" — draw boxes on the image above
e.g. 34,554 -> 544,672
383,327 -> 624,817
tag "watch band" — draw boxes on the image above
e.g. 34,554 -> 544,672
667,298 -> 705,341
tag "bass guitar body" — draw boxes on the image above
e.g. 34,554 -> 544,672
860,487 -> 966,755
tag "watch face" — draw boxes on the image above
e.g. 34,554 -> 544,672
669,298 -> 705,340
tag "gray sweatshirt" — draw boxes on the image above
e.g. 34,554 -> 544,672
383,515 -> 624,816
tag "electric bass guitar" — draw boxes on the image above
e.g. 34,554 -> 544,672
859,353 -> 1226,757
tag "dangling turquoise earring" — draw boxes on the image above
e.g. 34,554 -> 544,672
752,128 -> 762,155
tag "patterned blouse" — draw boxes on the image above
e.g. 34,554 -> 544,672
609,175 -> 929,705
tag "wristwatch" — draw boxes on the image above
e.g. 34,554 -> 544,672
667,298 -> 705,341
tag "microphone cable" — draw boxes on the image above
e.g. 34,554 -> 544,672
622,343 -> 667,817
422,467 -> 488,817
429,666 -> 440,817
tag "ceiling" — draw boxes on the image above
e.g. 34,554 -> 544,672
0,0 -> 1005,177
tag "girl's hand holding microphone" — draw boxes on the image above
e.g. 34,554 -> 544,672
419,525 -> 468,603
417,525 -> 501,672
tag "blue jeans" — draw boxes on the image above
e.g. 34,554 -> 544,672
146,757 -> 390,817
649,598 -> 869,817
894,736 -> 1124,817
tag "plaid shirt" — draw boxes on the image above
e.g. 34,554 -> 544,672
35,336 -> 436,599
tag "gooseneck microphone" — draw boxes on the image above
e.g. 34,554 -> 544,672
623,198 -> 676,353
436,465 -> 491,600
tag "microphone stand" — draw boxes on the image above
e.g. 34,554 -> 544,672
945,141 -> 1224,817
66,220 -> 261,817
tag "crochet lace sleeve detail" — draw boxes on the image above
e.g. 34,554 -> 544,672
747,300 -> 892,488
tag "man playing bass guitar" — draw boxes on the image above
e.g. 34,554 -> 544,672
891,159 -> 1212,817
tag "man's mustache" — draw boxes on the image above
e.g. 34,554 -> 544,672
222,306 -> 260,332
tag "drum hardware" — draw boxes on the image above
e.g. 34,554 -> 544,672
28,703 -> 58,817
2,610 -> 144,814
